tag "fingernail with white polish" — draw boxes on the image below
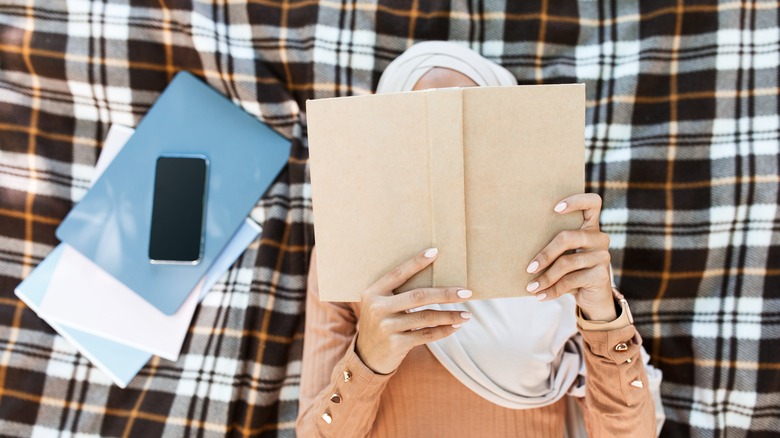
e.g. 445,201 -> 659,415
452,324 -> 463,329
460,312 -> 472,319
457,289 -> 472,299
554,202 -> 567,213
526,282 -> 539,292
526,261 -> 539,273
536,293 -> 547,301
424,248 -> 438,258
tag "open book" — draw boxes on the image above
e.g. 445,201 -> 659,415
307,84 -> 585,301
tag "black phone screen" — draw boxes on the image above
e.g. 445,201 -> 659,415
148,156 -> 208,263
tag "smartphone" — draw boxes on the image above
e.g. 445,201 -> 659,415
148,155 -> 208,264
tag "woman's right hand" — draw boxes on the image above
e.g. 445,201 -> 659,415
355,248 -> 473,375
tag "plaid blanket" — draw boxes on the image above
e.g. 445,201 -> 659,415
1,1 -> 778,436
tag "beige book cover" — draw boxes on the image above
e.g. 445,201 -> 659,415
306,84 -> 585,302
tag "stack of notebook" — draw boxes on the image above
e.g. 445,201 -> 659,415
14,72 -> 291,387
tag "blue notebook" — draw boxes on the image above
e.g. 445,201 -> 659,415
56,71 -> 290,314
15,123 -> 265,387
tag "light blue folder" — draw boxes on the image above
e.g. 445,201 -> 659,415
15,246 -> 149,388
56,71 -> 290,314
16,220 -> 261,387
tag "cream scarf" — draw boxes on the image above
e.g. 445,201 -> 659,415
376,41 -> 586,410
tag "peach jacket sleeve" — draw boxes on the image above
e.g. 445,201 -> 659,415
295,251 -> 395,437
577,300 -> 658,437
296,253 -> 656,437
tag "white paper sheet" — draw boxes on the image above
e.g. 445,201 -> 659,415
41,246 -> 204,361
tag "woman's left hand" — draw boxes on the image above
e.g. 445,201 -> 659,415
525,193 -> 616,322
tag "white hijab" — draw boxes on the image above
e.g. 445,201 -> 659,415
376,41 -> 586,409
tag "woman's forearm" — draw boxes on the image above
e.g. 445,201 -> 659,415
579,324 -> 657,437
296,337 -> 394,437
297,248 -> 392,437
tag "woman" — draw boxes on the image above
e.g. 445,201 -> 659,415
297,42 -> 660,437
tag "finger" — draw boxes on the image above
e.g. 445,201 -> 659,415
526,230 -> 609,274
526,250 -> 609,294
366,248 -> 439,297
387,287 -> 472,313
533,267 -> 608,302
554,193 -> 602,230
392,309 -> 471,332
403,325 -> 461,347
